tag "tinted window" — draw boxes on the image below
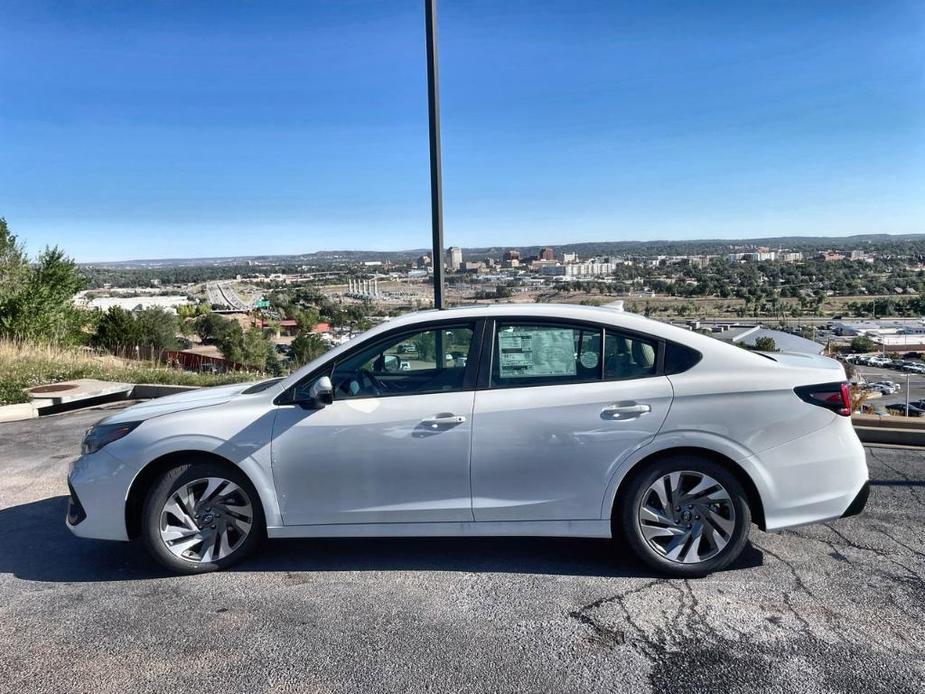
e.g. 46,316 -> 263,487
664,341 -> 702,375
604,331 -> 658,380
491,323 -> 602,387
330,325 -> 475,399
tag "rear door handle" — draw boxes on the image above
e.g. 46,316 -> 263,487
422,413 -> 467,428
601,403 -> 651,419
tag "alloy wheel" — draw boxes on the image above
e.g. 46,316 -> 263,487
159,477 -> 254,563
637,470 -> 736,564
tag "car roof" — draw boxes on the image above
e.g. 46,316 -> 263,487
375,303 -> 684,339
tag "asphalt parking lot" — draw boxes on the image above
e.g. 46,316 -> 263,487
855,365 -> 925,413
1,406 -> 923,694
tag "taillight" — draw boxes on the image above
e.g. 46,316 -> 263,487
794,382 -> 852,416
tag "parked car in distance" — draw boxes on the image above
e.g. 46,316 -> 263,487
886,403 -> 925,417
869,381 -> 900,393
67,304 -> 869,578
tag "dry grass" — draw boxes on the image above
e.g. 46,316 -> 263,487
0,341 -> 262,406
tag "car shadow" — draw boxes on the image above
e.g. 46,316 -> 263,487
0,496 -> 764,583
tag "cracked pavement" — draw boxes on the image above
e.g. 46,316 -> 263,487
1,406 -> 923,693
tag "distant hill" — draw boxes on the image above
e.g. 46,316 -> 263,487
82,233 -> 925,268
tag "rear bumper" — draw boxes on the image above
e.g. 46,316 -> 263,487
743,417 -> 869,531
841,481 -> 870,518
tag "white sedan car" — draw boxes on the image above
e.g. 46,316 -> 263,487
67,304 -> 869,577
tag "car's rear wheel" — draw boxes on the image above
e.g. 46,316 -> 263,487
620,455 -> 751,577
141,460 -> 264,574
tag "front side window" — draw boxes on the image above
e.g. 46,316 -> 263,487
329,325 -> 475,399
491,323 -> 602,387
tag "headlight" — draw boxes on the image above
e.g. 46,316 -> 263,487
81,421 -> 142,455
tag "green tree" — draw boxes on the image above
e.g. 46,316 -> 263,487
0,218 -> 28,299
240,327 -> 272,369
195,313 -> 239,346
91,307 -> 140,352
213,320 -> 245,363
290,331 -> 328,367
850,336 -> 876,353
752,336 -> 778,352
135,307 -> 180,351
0,219 -> 86,344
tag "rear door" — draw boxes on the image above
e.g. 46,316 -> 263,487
470,320 -> 673,521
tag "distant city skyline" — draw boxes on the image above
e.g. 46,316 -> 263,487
1,1 -> 923,262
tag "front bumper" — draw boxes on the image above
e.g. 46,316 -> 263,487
66,480 -> 87,526
66,448 -> 132,541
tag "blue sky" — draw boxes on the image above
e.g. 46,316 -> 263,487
1,1 -> 923,262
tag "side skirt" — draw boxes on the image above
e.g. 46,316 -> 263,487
267,519 -> 612,539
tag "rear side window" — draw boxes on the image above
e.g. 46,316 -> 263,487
491,323 -> 602,388
663,341 -> 702,375
604,331 -> 658,380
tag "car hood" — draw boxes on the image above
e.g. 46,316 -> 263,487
99,382 -> 260,425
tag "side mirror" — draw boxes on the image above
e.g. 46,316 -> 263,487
304,375 -> 334,409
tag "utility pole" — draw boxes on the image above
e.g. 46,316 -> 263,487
424,0 -> 446,309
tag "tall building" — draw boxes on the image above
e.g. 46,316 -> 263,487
448,246 -> 463,271
502,249 -> 521,261
538,247 -> 556,261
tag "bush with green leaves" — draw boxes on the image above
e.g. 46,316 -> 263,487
849,336 -> 877,353
90,306 -> 179,354
0,218 -> 88,344
290,331 -> 328,367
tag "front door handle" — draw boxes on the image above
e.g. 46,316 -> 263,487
601,403 -> 651,420
422,413 -> 467,428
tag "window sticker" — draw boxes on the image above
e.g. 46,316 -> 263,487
498,327 -> 577,378
579,351 -> 599,370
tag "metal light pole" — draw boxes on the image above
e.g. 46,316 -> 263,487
424,0 -> 446,309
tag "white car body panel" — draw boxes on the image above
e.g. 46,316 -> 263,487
271,391 -> 475,525
65,303 -> 868,546
471,377 -> 673,520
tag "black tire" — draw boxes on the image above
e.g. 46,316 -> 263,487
141,459 -> 265,574
619,455 -> 751,577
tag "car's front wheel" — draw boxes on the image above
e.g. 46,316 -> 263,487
141,460 -> 264,574
620,455 -> 751,577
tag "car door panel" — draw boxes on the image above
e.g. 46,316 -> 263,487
271,391 -> 476,526
471,377 -> 673,521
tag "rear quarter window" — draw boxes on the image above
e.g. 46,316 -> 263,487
664,341 -> 702,375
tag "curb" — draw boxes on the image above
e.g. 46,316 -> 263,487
130,384 -> 201,399
852,414 -> 925,447
0,402 -> 38,423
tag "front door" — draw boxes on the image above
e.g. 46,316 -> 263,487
471,321 -> 672,521
271,323 -> 479,526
